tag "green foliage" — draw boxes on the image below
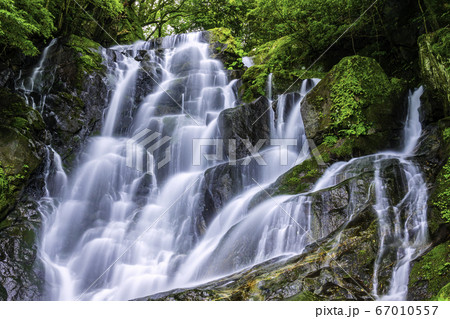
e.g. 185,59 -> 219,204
430,27 -> 450,72
67,35 -> 104,88
0,0 -> 54,56
49,0 -> 123,43
432,159 -> 450,223
323,135 -> 338,147
240,65 -> 269,102
247,0 -> 381,61
178,0 -> 255,39
0,0 -> 127,57
327,56 -> 392,138
0,162 -> 27,213
436,282 -> 450,301
443,128 -> 450,143
409,242 -> 450,300
209,27 -> 245,70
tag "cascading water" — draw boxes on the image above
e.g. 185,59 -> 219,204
37,32 -> 428,301
39,32 -> 247,301
16,39 -> 58,110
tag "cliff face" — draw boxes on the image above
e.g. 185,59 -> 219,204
0,36 -> 111,300
0,28 -> 449,301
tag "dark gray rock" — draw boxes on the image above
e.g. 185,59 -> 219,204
218,96 -> 271,160
200,163 -> 244,227
0,89 -> 48,300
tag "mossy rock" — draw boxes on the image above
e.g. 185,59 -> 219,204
238,36 -> 326,103
301,55 -> 407,162
272,69 -> 325,96
248,158 -> 325,210
408,242 -> 450,300
0,89 -> 46,219
207,28 -> 244,71
272,158 -> 324,196
66,35 -> 105,89
429,155 -> 450,228
239,64 -> 269,102
436,282 -> 450,301
418,28 -> 450,121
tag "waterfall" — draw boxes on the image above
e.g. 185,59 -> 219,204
39,32 -> 243,300
37,31 -> 428,301
377,87 -> 428,300
16,39 -> 57,110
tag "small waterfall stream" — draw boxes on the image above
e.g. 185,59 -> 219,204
16,38 -> 58,110
34,34 -> 429,301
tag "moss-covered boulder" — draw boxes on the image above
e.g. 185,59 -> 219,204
258,158 -> 324,200
238,36 -> 325,102
218,97 -> 271,160
207,28 -> 244,72
418,28 -> 450,123
408,242 -> 450,300
301,56 -> 407,162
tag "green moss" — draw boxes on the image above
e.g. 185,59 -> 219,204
250,36 -> 311,74
67,35 -> 104,88
409,242 -> 450,300
328,56 -> 392,137
240,65 -> 269,102
430,28 -> 450,73
443,127 -> 450,143
273,159 -> 322,195
418,28 -> 450,117
303,55 -> 407,163
208,27 -> 245,70
0,162 -> 27,217
239,36 -> 325,102
57,91 -> 84,110
431,158 -> 450,223
436,283 -> 450,301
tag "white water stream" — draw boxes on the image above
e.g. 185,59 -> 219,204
32,34 -> 428,301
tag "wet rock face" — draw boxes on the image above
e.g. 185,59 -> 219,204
200,163 -> 244,227
0,89 -> 47,216
0,195 -> 45,301
19,37 -> 111,168
218,96 -> 271,160
141,208 -> 380,301
0,89 -> 48,300
140,157 -> 415,301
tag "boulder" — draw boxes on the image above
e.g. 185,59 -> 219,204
218,97 -> 271,160
200,163 -> 244,227
301,56 -> 408,162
